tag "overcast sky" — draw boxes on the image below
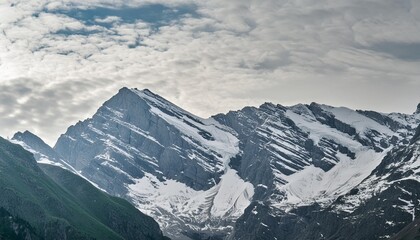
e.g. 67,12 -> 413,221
0,0 -> 420,145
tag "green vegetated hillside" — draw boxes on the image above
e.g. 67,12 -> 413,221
0,137 -> 168,240
0,207 -> 37,240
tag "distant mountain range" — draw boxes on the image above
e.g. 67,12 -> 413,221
8,87 -> 420,239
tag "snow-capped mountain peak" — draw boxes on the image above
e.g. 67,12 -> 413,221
13,88 -> 420,240
49,87 -> 250,239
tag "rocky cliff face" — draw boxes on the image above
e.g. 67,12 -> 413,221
14,87 -> 420,239
230,129 -> 420,240
51,87 -> 247,239
54,88 -> 238,194
215,102 -> 418,206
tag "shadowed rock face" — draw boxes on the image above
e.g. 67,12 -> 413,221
391,216 -> 420,240
411,124 -> 420,144
15,88 -> 420,240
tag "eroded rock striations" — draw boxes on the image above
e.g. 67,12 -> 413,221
13,88 -> 420,240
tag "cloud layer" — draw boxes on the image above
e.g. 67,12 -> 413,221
0,0 -> 420,145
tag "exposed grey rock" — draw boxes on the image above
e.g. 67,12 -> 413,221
51,87 -> 244,239
231,138 -> 420,240
54,87 -> 226,196
15,88 -> 420,240
411,124 -> 420,144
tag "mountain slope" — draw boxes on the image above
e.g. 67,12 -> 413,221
0,136 -> 168,240
40,164 -> 170,240
0,207 -> 37,240
214,102 -> 419,209
50,87 -> 250,239
12,130 -> 105,190
230,123 -> 420,240
15,87 -> 420,239
391,217 -> 420,240
54,87 -> 239,193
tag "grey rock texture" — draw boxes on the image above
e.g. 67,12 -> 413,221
411,124 -> 420,144
230,136 -> 420,240
15,88 -> 420,240
52,88 -> 242,239
54,87 -> 227,196
215,102 -> 418,202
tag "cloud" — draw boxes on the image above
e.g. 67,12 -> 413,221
95,16 -> 122,23
0,78 -> 118,144
0,0 -> 419,145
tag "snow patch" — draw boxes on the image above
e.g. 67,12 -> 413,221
128,169 -> 254,232
273,149 -> 388,209
320,105 -> 394,136
149,105 -> 239,168
285,109 -> 363,151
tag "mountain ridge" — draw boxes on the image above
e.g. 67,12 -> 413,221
13,87 -> 420,240
0,135 -> 169,240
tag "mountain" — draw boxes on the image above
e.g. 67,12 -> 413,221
12,130 -> 104,190
14,87 -> 420,239
0,136 -> 168,240
45,87 -> 249,239
0,207 -> 37,240
217,102 -> 420,239
229,125 -> 420,239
